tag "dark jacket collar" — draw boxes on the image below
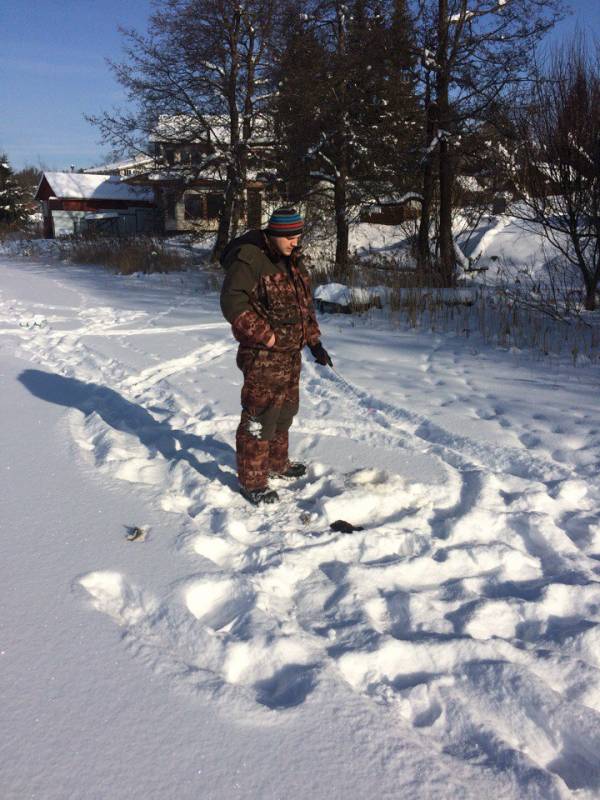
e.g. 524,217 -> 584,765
220,228 -> 303,268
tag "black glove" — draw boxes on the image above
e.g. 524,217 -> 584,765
309,341 -> 333,367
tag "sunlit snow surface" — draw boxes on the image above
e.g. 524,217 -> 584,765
2,252 -> 600,799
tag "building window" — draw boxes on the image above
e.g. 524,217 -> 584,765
184,194 -> 204,220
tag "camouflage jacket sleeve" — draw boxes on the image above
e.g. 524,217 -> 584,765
299,264 -> 321,347
220,251 -> 274,347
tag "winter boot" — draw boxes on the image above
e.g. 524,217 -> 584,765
270,461 -> 307,480
240,486 -> 280,506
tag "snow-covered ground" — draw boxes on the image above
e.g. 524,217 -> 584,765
1,254 -> 600,799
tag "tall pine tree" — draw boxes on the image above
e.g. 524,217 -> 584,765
274,0 -> 420,278
0,155 -> 29,228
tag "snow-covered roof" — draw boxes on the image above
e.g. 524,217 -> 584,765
138,166 -> 225,182
37,172 -> 154,202
150,113 -> 270,145
83,154 -> 153,174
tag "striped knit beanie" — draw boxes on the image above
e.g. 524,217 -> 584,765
267,207 -> 304,237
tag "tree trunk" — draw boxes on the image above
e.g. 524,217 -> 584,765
436,0 -> 455,287
417,179 -> 433,277
584,273 -> 597,310
333,8 -> 350,283
211,166 -> 237,261
231,172 -> 245,239
334,174 -> 350,281
584,291 -> 596,311
212,8 -> 241,262
417,76 -> 435,278
438,135 -> 455,286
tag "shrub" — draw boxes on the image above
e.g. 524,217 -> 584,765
66,236 -> 191,274
0,221 -> 41,242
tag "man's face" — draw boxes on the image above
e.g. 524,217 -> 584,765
270,234 -> 300,257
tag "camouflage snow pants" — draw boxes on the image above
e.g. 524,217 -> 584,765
235,347 -> 301,490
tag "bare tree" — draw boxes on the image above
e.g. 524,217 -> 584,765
512,37 -> 600,310
412,0 -> 564,285
88,0 -> 276,260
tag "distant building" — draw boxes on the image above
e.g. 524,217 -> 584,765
360,193 -> 421,225
83,155 -> 154,178
35,172 -> 158,238
119,114 -> 275,235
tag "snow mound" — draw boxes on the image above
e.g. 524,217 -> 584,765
315,282 -> 386,306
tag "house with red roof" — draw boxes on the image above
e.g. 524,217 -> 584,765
35,172 -> 158,238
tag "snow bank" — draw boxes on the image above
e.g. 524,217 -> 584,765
314,282 -> 386,306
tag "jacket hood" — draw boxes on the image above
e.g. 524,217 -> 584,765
220,229 -> 269,268
220,228 -> 304,269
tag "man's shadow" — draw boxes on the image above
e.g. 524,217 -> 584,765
18,369 -> 237,490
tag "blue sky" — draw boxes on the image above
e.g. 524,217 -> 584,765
1,0 -> 154,171
1,0 -> 599,172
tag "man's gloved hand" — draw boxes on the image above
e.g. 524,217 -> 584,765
309,341 -> 333,367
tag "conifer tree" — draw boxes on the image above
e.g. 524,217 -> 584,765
275,0 -> 420,278
0,155 -> 29,228
371,0 -> 421,200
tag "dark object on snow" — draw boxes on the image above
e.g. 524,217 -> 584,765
330,519 -> 364,533
240,486 -> 279,506
270,461 -> 307,480
309,341 -> 333,367
125,526 -> 147,542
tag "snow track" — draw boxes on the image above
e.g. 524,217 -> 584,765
3,258 -> 600,798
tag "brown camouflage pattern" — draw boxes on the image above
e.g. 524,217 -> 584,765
235,432 -> 271,492
231,308 -> 274,347
268,430 -> 290,474
221,235 -> 321,352
221,233 -> 322,491
235,349 -> 301,490
251,261 -> 320,351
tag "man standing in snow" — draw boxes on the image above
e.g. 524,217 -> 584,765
220,207 -> 332,505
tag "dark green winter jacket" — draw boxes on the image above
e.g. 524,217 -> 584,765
220,230 -> 321,352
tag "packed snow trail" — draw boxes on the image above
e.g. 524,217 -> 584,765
2,256 -> 600,798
